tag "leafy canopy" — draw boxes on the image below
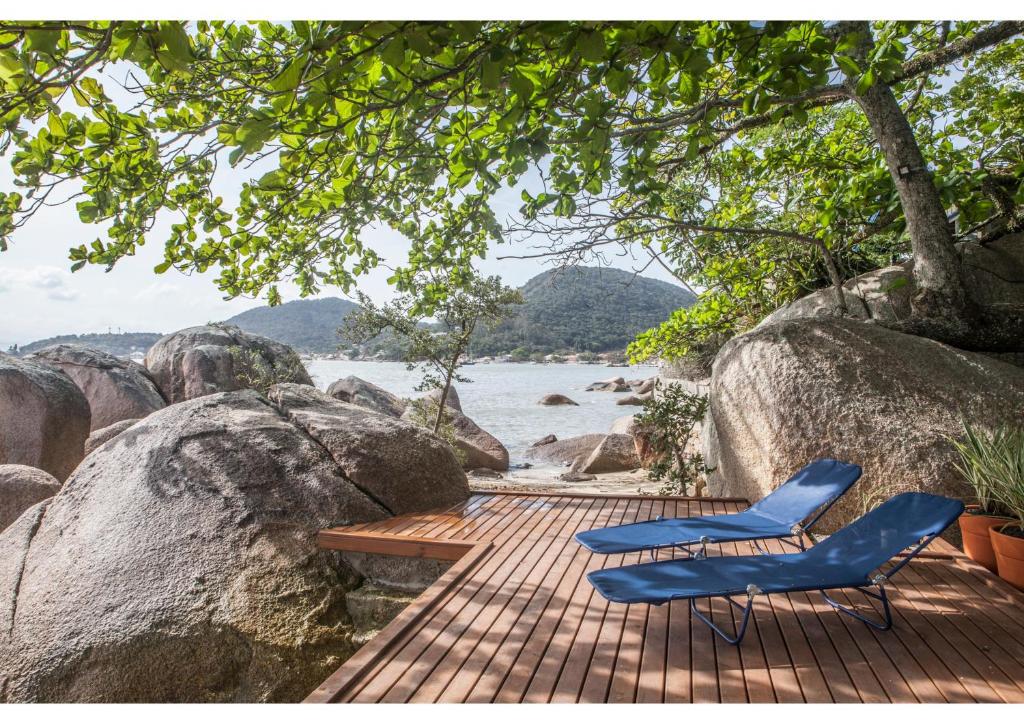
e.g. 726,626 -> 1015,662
0,21 -> 1021,345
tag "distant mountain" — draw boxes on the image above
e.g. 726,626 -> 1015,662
471,267 -> 696,355
223,297 -> 361,353
15,332 -> 163,358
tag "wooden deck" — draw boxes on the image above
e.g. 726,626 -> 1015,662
307,492 -> 1024,703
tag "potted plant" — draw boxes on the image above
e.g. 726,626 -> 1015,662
987,426 -> 1024,589
951,422 -> 1015,572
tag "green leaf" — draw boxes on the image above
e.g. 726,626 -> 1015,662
577,30 -> 606,63
855,68 -> 875,96
270,56 -> 305,92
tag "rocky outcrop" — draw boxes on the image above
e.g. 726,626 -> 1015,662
759,235 -> 1024,328
404,393 -> 508,472
144,325 -> 312,403
84,419 -> 140,456
425,386 -> 462,412
0,388 -> 469,702
705,317 -> 1024,531
575,434 -> 640,474
616,393 -> 651,406
609,415 -> 636,435
538,393 -> 578,406
524,433 -> 605,466
0,465 -> 60,532
269,384 -> 469,514
530,434 -> 558,448
449,412 -> 508,471
326,376 -> 406,418
586,376 -> 629,392
30,345 -> 165,431
634,378 -> 657,395
0,353 -> 91,481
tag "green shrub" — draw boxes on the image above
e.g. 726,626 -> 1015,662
634,382 -> 712,496
228,346 -> 308,396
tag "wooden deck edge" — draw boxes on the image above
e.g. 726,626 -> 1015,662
318,529 -> 480,560
305,540 -> 494,703
472,489 -> 750,503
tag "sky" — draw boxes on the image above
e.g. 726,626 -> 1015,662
0,84 -> 682,352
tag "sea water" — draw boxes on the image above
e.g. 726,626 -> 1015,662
306,360 -> 660,465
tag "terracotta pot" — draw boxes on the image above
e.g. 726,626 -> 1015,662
959,508 -> 1012,572
991,523 -> 1024,591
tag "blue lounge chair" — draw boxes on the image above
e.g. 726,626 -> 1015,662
576,458 -> 862,558
587,492 -> 964,644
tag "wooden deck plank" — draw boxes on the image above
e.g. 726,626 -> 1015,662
422,497 -> 600,702
340,494 -> 553,703
307,492 -> 1024,704
363,496 -> 567,702
462,497 -> 618,702
543,497 -> 647,703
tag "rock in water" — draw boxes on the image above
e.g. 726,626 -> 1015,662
269,384 -> 469,514
30,345 -> 165,430
530,434 -> 557,448
616,393 -> 651,406
0,353 -> 91,481
706,317 -> 1024,531
538,393 -> 579,406
524,434 -> 606,466
84,419 -> 140,456
0,465 -> 60,532
585,376 -> 630,392
0,390 -> 401,703
326,376 -> 406,418
144,325 -> 312,403
576,434 -> 641,474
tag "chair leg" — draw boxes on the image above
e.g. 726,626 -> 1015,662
689,587 -> 759,645
820,584 -> 893,631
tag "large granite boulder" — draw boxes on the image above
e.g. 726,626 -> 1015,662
269,384 -> 469,514
84,418 -> 140,456
30,345 -> 165,430
425,386 -> 462,412
0,465 -> 60,532
326,376 -> 406,418
0,390 -> 403,703
575,434 -> 641,474
524,433 -> 606,467
144,325 -> 312,403
705,317 -> 1024,531
759,234 -> 1024,328
404,393 -> 508,472
0,354 -> 91,481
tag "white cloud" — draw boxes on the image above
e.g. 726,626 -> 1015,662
0,265 -> 78,294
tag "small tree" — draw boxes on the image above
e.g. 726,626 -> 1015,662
634,382 -> 712,496
343,275 -> 522,434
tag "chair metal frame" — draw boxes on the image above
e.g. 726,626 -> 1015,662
683,531 -> 943,645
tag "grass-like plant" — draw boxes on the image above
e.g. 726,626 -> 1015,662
951,422 -> 1024,526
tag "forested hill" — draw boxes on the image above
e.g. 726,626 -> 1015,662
472,267 -> 696,355
15,332 -> 162,357
223,297 -> 361,353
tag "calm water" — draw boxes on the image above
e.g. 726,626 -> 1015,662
306,360 -> 660,465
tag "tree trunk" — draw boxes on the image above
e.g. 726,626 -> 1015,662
843,22 -> 969,326
433,369 -> 455,434
853,81 -> 967,317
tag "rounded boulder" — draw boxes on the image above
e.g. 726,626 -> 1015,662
144,325 -> 312,403
30,345 -> 165,431
0,353 -> 91,481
